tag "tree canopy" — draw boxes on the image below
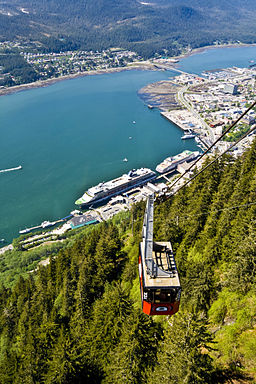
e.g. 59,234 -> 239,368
0,140 -> 256,382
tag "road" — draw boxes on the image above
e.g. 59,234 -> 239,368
176,86 -> 215,144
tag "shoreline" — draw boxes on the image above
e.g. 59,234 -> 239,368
0,63 -> 156,97
1,41 -> 255,248
1,42 -> 256,97
173,42 -> 256,61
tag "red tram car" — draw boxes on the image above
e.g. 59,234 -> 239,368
139,194 -> 181,316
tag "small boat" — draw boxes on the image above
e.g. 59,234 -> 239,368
19,228 -> 31,234
181,133 -> 196,140
0,239 -> 5,243
129,136 -> 132,139
70,210 -> 82,216
181,129 -> 195,140
123,158 -> 128,162
41,220 -> 55,228
133,121 -> 136,124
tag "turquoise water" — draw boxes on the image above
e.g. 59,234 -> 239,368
178,45 -> 256,74
0,70 -> 197,243
1,44 -> 256,244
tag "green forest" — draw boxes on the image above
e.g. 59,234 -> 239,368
0,49 -> 39,86
2,0 -> 256,58
0,140 -> 256,383
2,0 -> 256,85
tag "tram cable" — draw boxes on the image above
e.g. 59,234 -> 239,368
173,122 -> 256,195
166,201 -> 256,224
169,100 -> 256,192
139,101 -> 256,316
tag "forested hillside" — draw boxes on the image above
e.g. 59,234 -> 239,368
1,0 -> 256,56
0,140 -> 256,383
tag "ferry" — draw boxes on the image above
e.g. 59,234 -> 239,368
75,168 -> 156,207
156,150 -> 200,173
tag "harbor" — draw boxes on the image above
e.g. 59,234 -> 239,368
11,150 -> 200,252
2,45 -> 255,246
1,68 -> 198,246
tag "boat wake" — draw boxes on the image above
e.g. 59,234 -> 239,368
0,165 -> 22,173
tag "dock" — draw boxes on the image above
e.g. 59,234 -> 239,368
195,136 -> 210,150
161,111 -> 189,131
162,174 -> 173,183
156,168 -> 176,182
19,218 -> 70,235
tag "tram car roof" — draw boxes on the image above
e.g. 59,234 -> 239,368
140,240 -> 180,289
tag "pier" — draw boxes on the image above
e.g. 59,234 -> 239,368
19,218 -> 69,235
161,111 -> 188,131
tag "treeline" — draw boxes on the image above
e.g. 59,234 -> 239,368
2,0 -> 256,60
0,141 -> 256,382
0,49 -> 39,86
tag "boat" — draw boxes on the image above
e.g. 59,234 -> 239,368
70,210 -> 82,216
123,158 -> 128,162
75,168 -> 156,207
181,133 -> 196,140
133,121 -> 136,124
156,150 -> 200,173
0,239 -> 5,243
129,136 -> 132,139
19,228 -> 31,234
41,220 -> 55,228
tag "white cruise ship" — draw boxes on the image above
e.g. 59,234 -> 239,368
75,168 -> 156,207
156,150 -> 200,174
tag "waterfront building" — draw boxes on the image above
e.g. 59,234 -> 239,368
223,84 -> 238,95
70,214 -> 98,229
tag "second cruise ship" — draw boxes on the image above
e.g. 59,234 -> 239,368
156,150 -> 200,173
75,168 -> 156,207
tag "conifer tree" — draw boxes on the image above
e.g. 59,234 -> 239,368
148,313 -> 215,384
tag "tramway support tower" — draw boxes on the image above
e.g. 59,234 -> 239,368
139,194 -> 181,316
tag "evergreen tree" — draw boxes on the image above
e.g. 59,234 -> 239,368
149,313 -> 215,384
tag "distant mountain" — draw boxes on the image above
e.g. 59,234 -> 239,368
1,0 -> 256,56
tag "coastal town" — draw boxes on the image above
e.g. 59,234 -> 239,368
141,59 -> 256,156
21,48 -> 140,78
1,44 -> 256,252
0,40 -> 150,88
